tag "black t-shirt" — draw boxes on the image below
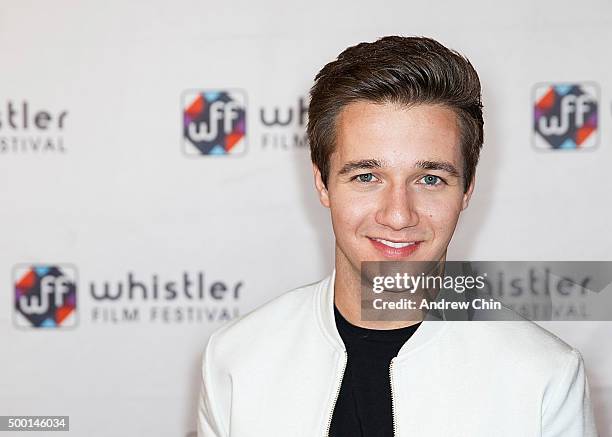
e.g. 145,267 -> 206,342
329,305 -> 421,437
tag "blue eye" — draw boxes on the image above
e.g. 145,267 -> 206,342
354,173 -> 375,183
421,175 -> 443,186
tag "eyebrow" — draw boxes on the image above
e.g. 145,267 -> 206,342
414,160 -> 461,177
337,159 -> 384,176
337,159 -> 461,178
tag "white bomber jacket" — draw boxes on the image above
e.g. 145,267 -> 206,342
197,270 -> 598,436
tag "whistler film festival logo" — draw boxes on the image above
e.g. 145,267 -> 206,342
13,264 -> 77,328
533,83 -> 599,150
88,271 -> 242,324
0,100 -> 68,154
182,90 -> 246,155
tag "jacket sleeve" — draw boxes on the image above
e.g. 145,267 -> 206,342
197,333 -> 226,437
542,349 -> 598,437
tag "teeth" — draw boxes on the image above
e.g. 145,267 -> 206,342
374,238 -> 416,249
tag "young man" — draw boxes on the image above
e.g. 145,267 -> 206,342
197,36 -> 598,436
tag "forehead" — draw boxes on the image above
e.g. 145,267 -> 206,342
333,101 -> 462,167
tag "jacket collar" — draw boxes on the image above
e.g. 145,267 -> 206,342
315,268 -> 448,359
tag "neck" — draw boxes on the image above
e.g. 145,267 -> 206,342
333,249 -> 422,330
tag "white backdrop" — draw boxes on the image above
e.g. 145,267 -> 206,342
1,0 -> 611,435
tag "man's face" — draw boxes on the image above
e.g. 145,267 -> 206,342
313,101 -> 475,276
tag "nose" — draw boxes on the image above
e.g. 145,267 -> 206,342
375,183 -> 420,231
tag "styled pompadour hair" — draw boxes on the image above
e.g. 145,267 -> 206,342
307,35 -> 484,192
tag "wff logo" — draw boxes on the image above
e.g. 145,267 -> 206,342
182,90 -> 246,155
14,264 -> 77,328
533,83 -> 598,150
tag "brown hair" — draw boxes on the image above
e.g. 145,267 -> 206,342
307,36 -> 484,192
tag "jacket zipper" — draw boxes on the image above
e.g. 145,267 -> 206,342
389,357 -> 397,436
325,350 -> 347,437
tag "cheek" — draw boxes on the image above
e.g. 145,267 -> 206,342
331,197 -> 365,227
329,191 -> 374,236
420,196 -> 463,232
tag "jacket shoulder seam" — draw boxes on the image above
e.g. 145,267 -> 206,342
541,348 -> 580,418
203,331 -> 227,435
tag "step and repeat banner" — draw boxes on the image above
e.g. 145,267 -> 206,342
1,0 -> 611,436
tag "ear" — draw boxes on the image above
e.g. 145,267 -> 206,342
461,175 -> 475,211
312,163 -> 330,208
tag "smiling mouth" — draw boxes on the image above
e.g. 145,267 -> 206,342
367,237 -> 424,258
369,237 -> 420,248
